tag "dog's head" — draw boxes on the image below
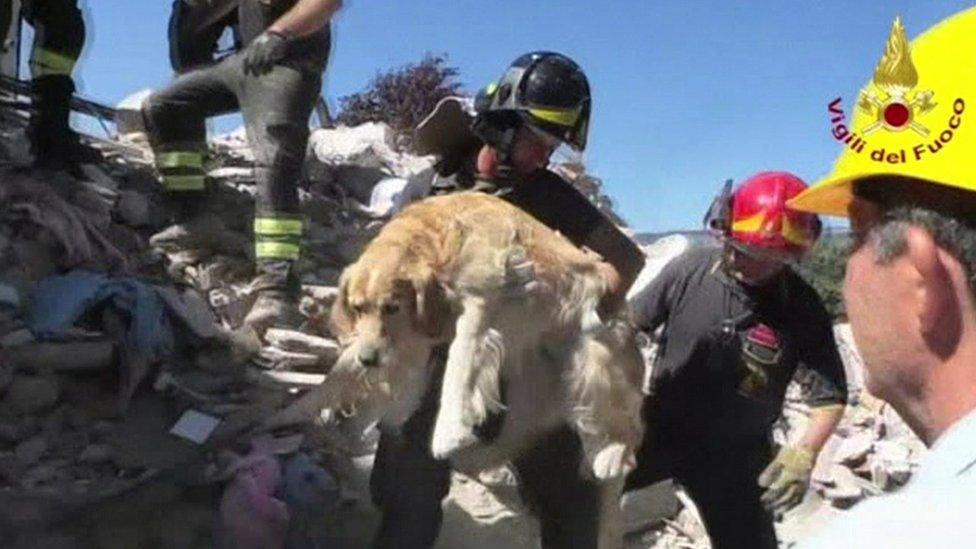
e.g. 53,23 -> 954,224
330,257 -> 453,369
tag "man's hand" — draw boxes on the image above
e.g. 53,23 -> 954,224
758,446 -> 815,519
244,31 -> 289,75
503,247 -> 543,299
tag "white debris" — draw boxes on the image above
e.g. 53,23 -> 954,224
627,234 -> 693,301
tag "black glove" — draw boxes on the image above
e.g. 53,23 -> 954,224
244,31 -> 288,75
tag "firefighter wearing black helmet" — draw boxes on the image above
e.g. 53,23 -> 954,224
369,52 -> 646,549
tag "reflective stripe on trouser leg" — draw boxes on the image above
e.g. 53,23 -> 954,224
254,215 -> 303,260
29,47 -> 78,77
156,150 -> 207,191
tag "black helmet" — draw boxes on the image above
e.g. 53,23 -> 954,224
474,51 -> 591,151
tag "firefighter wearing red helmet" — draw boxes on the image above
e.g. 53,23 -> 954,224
626,172 -> 847,548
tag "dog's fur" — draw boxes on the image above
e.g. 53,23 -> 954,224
275,192 -> 645,548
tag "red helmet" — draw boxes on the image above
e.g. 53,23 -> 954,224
729,172 -> 822,256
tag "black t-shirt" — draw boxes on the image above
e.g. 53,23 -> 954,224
631,246 -> 847,435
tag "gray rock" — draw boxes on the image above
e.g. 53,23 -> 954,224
0,364 -> 11,394
621,480 -> 680,534
0,415 -> 39,443
78,443 -> 114,464
15,435 -> 48,466
833,430 -> 875,468
3,375 -> 61,415
116,190 -> 151,227
0,282 -> 19,310
0,328 -> 36,349
89,421 -> 116,440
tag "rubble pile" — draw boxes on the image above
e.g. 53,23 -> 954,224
0,103 -> 411,545
815,338 -> 923,511
774,325 -> 925,514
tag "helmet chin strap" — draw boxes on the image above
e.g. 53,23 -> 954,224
472,114 -> 518,175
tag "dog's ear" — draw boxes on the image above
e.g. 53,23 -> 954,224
409,267 -> 451,338
330,269 -> 356,342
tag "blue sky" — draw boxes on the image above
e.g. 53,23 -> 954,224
43,1 -> 976,231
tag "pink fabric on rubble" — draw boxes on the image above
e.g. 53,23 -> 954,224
218,451 -> 290,549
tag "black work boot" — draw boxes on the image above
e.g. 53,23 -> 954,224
28,75 -> 100,169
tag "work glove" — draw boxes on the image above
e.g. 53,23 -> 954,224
244,31 -> 289,76
758,445 -> 815,519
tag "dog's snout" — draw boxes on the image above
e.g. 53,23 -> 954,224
358,346 -> 380,367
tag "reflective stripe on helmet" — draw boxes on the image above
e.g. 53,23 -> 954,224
528,105 -> 582,128
731,211 -> 768,234
731,211 -> 814,247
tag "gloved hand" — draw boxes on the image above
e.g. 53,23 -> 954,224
503,246 -> 544,299
758,445 -> 815,518
244,31 -> 289,75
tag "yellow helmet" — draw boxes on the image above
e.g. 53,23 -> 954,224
789,8 -> 976,217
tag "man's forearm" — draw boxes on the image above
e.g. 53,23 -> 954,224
798,404 -> 844,454
269,0 -> 341,38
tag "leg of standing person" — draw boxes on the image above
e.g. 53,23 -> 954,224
676,434 -> 777,549
142,57 -> 239,229
514,426 -> 603,549
238,56 -> 321,331
370,352 -> 451,549
23,0 -> 86,167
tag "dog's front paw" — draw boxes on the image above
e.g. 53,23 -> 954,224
592,442 -> 637,480
431,416 -> 479,459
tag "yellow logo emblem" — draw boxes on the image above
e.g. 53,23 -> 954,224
826,16 -> 965,165
857,17 -> 936,136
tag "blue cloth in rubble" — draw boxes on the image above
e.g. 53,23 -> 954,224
282,452 -> 340,549
28,270 -> 174,360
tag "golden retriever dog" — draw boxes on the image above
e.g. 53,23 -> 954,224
267,192 -> 644,547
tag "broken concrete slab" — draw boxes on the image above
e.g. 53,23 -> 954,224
256,346 -> 323,371
621,480 -> 680,535
832,430 -> 875,468
5,341 -> 115,373
264,329 -> 339,362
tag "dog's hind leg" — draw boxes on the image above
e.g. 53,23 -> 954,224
431,295 -> 496,459
572,324 -> 646,481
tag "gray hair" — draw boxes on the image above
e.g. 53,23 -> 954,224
869,206 -> 976,293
